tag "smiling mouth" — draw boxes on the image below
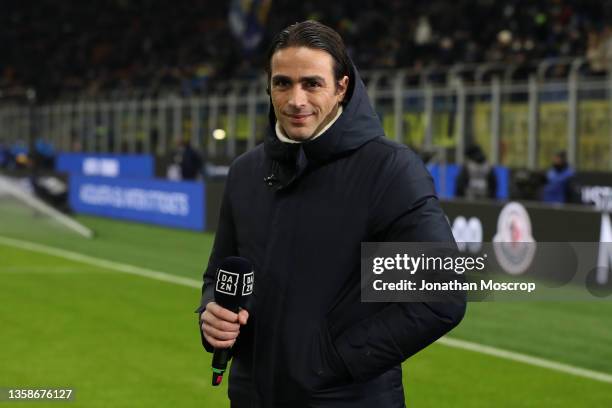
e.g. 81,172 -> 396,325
286,114 -> 313,125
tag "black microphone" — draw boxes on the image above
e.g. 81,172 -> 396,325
211,256 -> 254,386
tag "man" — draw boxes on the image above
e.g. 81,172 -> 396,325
198,21 -> 465,407
175,138 -> 204,180
542,150 -> 579,204
455,144 -> 497,200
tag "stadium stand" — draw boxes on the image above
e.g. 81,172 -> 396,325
0,0 -> 611,190
1,0 -> 611,101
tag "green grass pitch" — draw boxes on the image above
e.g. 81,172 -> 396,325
0,214 -> 611,407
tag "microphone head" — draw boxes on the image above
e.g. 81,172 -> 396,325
214,256 -> 254,313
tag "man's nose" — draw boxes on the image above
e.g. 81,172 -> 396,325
288,86 -> 307,108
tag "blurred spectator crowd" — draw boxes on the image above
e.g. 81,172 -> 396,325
1,0 -> 611,102
0,137 -> 56,171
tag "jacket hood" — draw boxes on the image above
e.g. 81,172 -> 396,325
264,64 -> 384,167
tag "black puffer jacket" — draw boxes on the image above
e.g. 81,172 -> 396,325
198,67 -> 466,407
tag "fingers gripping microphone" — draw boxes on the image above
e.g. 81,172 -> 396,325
211,256 -> 254,386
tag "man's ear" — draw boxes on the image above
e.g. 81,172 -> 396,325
336,75 -> 349,102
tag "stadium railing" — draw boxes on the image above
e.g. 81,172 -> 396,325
0,57 -> 611,171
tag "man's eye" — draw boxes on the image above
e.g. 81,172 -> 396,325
273,79 -> 290,87
305,81 -> 321,88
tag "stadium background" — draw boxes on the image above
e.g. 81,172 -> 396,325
1,0 -> 612,407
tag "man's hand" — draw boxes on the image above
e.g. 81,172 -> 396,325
200,302 -> 249,349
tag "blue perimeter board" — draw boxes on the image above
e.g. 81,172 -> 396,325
69,175 -> 205,231
57,153 -> 154,178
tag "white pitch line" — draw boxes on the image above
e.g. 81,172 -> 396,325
437,337 -> 612,384
1,235 -> 612,385
0,235 -> 200,289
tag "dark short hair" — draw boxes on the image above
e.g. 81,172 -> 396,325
265,20 -> 353,91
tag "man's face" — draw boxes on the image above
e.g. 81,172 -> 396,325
270,47 -> 348,141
